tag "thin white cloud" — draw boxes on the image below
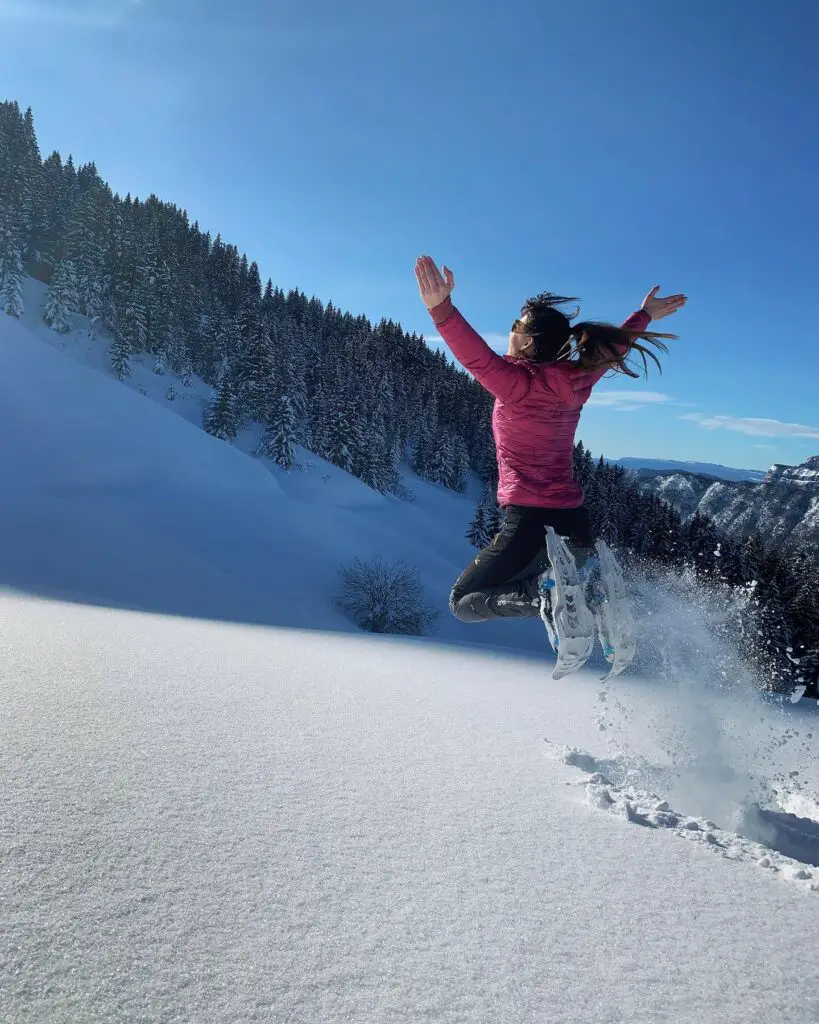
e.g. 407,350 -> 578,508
681,413 -> 819,439
586,391 -> 671,408
752,444 -> 775,450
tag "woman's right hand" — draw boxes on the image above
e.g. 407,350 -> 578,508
415,255 -> 455,310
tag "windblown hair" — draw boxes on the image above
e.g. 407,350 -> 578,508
519,291 -> 675,378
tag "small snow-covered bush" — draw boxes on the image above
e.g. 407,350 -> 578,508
336,557 -> 439,636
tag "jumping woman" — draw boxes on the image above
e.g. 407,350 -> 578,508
414,255 -> 687,675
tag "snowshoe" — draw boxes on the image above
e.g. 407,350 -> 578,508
592,539 -> 637,681
539,527 -> 595,680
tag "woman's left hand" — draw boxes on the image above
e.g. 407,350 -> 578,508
641,286 -> 687,320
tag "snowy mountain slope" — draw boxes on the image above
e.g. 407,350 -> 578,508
2,591 -> 819,1024
635,460 -> 819,560
767,456 -> 819,486
614,456 -> 766,482
0,295 -> 547,655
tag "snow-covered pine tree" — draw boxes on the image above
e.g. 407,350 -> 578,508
466,488 -> 501,549
426,432 -> 454,487
622,491 -> 652,557
110,335 -> 131,380
651,498 -> 684,565
119,299 -> 147,354
325,401 -> 355,474
684,512 -> 721,577
43,258 -> 79,332
573,440 -> 595,491
1,245 -> 24,318
357,407 -> 400,494
260,394 -> 297,470
466,495 -> 490,549
378,434 -> 402,495
594,470 -> 621,545
446,434 -> 470,493
63,185 -> 107,321
410,426 -> 431,479
789,574 -> 819,680
740,532 -> 766,584
205,376 -> 238,441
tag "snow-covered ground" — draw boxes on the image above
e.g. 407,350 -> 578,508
3,595 -> 819,1023
2,290 -> 819,1022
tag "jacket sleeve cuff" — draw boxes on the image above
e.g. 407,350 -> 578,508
428,297 -> 456,327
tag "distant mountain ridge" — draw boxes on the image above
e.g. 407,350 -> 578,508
632,456 -> 819,560
765,456 -> 819,486
613,457 -> 767,483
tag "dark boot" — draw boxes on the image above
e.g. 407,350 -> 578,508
450,577 -> 541,623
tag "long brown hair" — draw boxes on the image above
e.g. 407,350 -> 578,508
519,292 -> 675,378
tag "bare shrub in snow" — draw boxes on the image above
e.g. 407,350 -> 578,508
336,558 -> 439,635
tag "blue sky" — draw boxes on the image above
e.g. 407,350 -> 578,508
1,0 -> 818,469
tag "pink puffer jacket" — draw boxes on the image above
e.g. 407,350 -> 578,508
429,299 -> 652,508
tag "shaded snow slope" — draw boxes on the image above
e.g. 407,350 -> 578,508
0,300 -> 547,655
2,592 -> 819,1024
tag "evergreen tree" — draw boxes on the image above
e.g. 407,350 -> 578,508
325,402 -> 355,474
43,258 -> 79,332
467,488 -> 501,549
110,335 -> 131,380
63,185 -> 107,319
466,498 -> 489,549
1,245 -> 24,317
260,395 -> 297,470
378,434 -> 402,495
573,440 -> 595,491
741,532 -> 766,583
235,319 -> 277,423
411,425 -> 432,479
205,377 -> 238,440
445,434 -> 470,493
684,513 -> 721,577
121,298 -> 147,352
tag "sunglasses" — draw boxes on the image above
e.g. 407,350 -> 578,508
511,318 -> 536,335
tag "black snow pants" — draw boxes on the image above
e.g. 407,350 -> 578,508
450,504 -> 594,623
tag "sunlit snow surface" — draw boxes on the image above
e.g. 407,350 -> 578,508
1,292 -> 819,1022
3,596 -> 819,1023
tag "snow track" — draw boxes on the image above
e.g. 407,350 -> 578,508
549,742 -> 819,890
